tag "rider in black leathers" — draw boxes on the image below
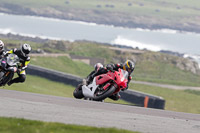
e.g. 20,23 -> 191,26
7,43 -> 31,86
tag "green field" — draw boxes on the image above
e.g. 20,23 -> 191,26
31,56 -> 93,78
1,0 -> 200,16
133,52 -> 200,86
4,75 -> 75,97
0,117 -> 138,133
130,84 -> 200,114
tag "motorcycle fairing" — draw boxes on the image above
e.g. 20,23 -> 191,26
115,69 -> 128,87
95,73 -> 114,85
95,69 -> 128,91
103,83 -> 111,90
82,77 -> 99,98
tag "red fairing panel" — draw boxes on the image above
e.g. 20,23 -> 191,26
96,74 -> 111,85
95,74 -> 112,85
103,83 -> 111,90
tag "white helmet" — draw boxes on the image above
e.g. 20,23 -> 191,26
0,40 -> 4,51
20,43 -> 31,56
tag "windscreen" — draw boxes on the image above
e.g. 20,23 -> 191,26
121,69 -> 129,80
6,54 -> 19,66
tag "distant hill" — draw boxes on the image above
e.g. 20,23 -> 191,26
0,0 -> 200,33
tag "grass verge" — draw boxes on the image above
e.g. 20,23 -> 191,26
0,117 -> 138,133
31,56 -> 93,78
129,83 -> 200,114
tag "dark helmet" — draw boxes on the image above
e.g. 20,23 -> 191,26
94,63 -> 103,72
0,40 -> 4,51
20,43 -> 31,56
123,60 -> 135,73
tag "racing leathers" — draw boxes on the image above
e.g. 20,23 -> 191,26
7,48 -> 30,86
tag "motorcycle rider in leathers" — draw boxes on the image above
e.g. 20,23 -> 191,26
86,60 -> 135,100
7,43 -> 31,86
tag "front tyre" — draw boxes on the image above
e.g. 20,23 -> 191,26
93,85 -> 116,101
0,71 -> 14,86
73,84 -> 84,99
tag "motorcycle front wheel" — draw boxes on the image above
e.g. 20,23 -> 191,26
0,71 -> 14,86
93,85 -> 116,101
73,84 -> 84,99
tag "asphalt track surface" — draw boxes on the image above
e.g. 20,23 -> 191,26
0,89 -> 200,133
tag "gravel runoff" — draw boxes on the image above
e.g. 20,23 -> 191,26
0,89 -> 200,133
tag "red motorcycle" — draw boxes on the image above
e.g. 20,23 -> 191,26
73,68 -> 128,101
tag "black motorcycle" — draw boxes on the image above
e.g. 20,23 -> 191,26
0,54 -> 20,86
